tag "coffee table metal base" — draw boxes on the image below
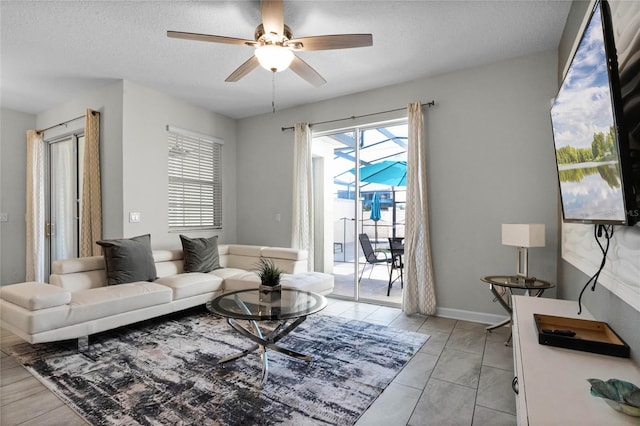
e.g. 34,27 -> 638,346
217,296 -> 312,385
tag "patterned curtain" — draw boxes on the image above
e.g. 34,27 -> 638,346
403,102 -> 437,315
25,130 -> 45,281
80,109 -> 102,257
291,123 -> 314,271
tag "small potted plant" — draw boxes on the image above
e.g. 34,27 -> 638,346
256,257 -> 283,302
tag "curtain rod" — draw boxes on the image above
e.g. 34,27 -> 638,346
281,100 -> 435,132
37,112 -> 92,134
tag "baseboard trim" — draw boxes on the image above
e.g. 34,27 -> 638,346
435,307 -> 508,325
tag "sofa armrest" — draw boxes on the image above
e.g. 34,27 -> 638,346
0,282 -> 71,310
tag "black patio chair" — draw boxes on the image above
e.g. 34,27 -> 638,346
388,237 -> 404,296
358,233 -> 391,282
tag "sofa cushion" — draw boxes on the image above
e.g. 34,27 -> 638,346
223,271 -> 261,292
228,245 -> 264,257
0,282 -> 71,310
49,269 -> 107,292
180,235 -> 221,273
155,273 -> 223,300
68,282 -> 172,324
281,272 -> 334,295
261,247 -> 308,261
209,267 -> 247,280
223,271 -> 334,295
153,249 -> 184,262
224,245 -> 265,271
155,260 -> 184,279
153,250 -> 185,279
97,234 -> 157,285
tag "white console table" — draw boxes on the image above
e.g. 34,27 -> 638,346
512,296 -> 640,425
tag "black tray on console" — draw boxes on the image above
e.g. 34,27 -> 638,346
534,313 -> 630,358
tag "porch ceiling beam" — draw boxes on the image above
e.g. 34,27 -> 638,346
376,128 -> 407,150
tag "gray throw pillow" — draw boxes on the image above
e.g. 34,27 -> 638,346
180,235 -> 221,273
97,234 -> 158,285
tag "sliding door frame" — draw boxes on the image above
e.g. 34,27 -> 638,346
313,118 -> 407,306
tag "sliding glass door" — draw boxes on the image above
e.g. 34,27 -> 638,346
312,120 -> 407,306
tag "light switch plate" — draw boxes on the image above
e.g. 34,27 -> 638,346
129,212 -> 141,223
0,212 -> 7,222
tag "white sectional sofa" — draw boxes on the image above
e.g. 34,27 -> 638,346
0,244 -> 333,346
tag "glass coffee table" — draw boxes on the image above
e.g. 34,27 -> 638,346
206,288 -> 327,385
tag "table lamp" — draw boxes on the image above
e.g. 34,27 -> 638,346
501,224 -> 545,284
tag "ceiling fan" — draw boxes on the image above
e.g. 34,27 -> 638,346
167,0 -> 373,86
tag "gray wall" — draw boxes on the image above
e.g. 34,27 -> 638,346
0,109 -> 35,285
0,80 -> 238,286
36,80 -> 238,249
121,81 -> 238,248
555,0 -> 640,362
36,80 -> 126,241
237,49 -> 559,318
36,80 -> 239,249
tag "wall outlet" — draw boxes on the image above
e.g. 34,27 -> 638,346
129,212 -> 141,223
0,212 -> 7,222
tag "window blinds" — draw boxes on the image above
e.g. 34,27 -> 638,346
167,128 -> 222,230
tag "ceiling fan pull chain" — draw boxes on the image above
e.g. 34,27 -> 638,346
272,71 -> 277,114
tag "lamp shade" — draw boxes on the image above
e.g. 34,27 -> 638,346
501,224 -> 545,247
255,45 -> 294,72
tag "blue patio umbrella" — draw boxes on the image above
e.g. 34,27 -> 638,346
370,192 -> 382,247
355,161 -> 407,238
358,160 -> 407,188
370,192 -> 382,221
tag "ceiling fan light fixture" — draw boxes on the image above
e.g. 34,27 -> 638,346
255,45 -> 294,72
168,1 -> 371,86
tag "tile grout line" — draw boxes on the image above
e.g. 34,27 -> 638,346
404,317 -> 454,425
469,332 -> 490,426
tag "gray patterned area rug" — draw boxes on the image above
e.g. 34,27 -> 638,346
8,308 -> 428,426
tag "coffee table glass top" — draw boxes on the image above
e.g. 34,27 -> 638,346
206,288 -> 327,321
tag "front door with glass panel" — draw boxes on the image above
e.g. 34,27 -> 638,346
312,120 -> 407,305
46,134 -> 85,276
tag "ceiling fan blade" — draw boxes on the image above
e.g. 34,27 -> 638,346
287,34 -> 373,51
225,56 -> 260,82
261,0 -> 284,37
167,31 -> 256,46
289,55 -> 326,87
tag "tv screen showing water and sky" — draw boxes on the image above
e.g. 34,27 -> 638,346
550,2 -> 626,223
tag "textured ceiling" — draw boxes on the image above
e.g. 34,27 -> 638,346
1,1 -> 571,119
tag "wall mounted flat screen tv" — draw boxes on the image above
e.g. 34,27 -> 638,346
550,0 -> 638,225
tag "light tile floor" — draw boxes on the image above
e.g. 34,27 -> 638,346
1,299 -> 516,425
